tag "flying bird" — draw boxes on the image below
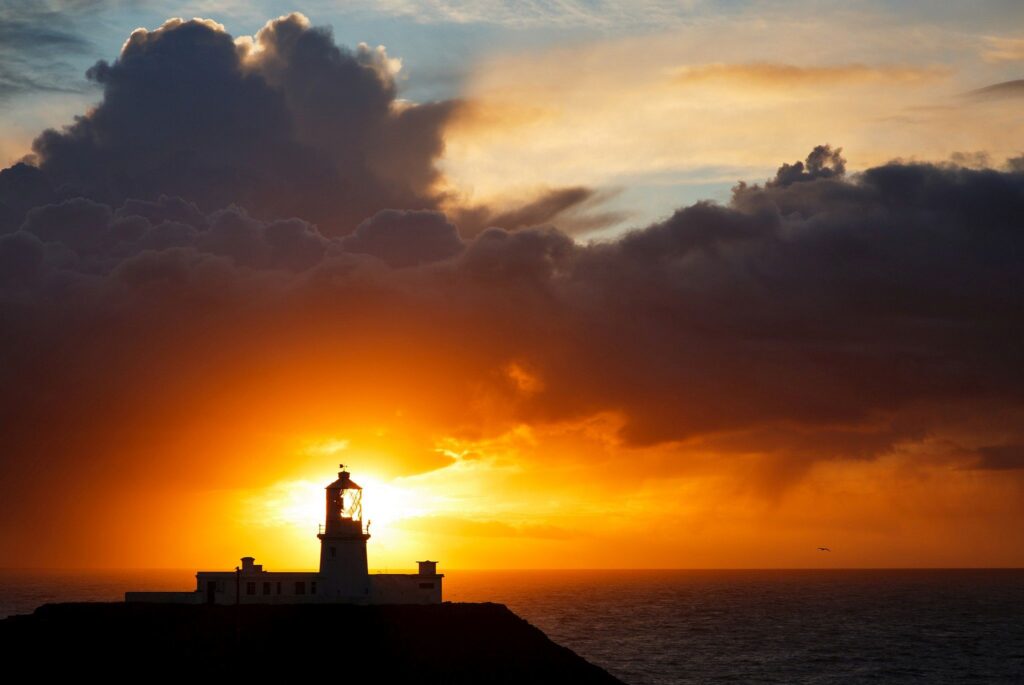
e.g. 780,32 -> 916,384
817,547 -> 831,552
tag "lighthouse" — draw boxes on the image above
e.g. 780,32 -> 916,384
125,464 -> 444,605
317,465 -> 371,600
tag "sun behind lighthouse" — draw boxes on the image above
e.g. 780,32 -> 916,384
126,465 -> 443,604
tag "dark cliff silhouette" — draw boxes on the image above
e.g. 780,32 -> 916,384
0,601 -> 624,682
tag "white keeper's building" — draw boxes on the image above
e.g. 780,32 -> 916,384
126,466 -> 443,605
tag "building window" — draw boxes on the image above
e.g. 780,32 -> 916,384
295,581 -> 306,595
419,582 -> 435,589
311,581 -> 317,595
330,546 -> 336,558
247,581 -> 256,595
263,582 -> 271,595
276,581 -> 282,595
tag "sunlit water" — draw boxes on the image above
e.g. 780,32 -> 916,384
2,569 -> 1022,683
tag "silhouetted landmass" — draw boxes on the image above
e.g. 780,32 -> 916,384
0,601 -> 624,682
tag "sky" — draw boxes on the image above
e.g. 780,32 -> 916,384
1,1 -> 1023,571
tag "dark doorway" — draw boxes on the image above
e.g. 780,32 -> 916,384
206,580 -> 217,605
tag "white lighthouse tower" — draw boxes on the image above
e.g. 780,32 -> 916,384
317,464 -> 371,600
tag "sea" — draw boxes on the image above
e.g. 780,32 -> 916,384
1,568 -> 1021,684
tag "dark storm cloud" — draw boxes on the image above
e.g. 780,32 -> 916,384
20,14 -> 458,235
343,210 -> 464,267
2,194 -> 474,278
8,12 -> 605,238
765,144 -> 846,187
5,145 -> 1024,483
574,153 -> 1024,448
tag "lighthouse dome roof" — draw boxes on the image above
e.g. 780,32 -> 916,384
326,467 -> 361,490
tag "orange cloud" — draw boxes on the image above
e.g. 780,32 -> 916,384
672,63 -> 950,89
981,36 -> 1024,63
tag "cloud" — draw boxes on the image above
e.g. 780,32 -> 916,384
355,0 -> 701,28
966,79 -> 1024,101
673,63 -> 949,89
0,1 -> 96,98
974,444 -> 1024,470
15,12 -> 607,240
4,145 -> 1024,482
764,145 -> 846,187
23,14 -> 459,235
450,186 -> 626,237
981,36 -> 1024,63
342,209 -> 464,267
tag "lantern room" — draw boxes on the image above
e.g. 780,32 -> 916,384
321,464 -> 366,537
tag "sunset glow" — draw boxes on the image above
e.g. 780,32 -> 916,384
1,3 -> 1023,574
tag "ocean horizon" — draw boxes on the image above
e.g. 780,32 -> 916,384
3,568 -> 1022,684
